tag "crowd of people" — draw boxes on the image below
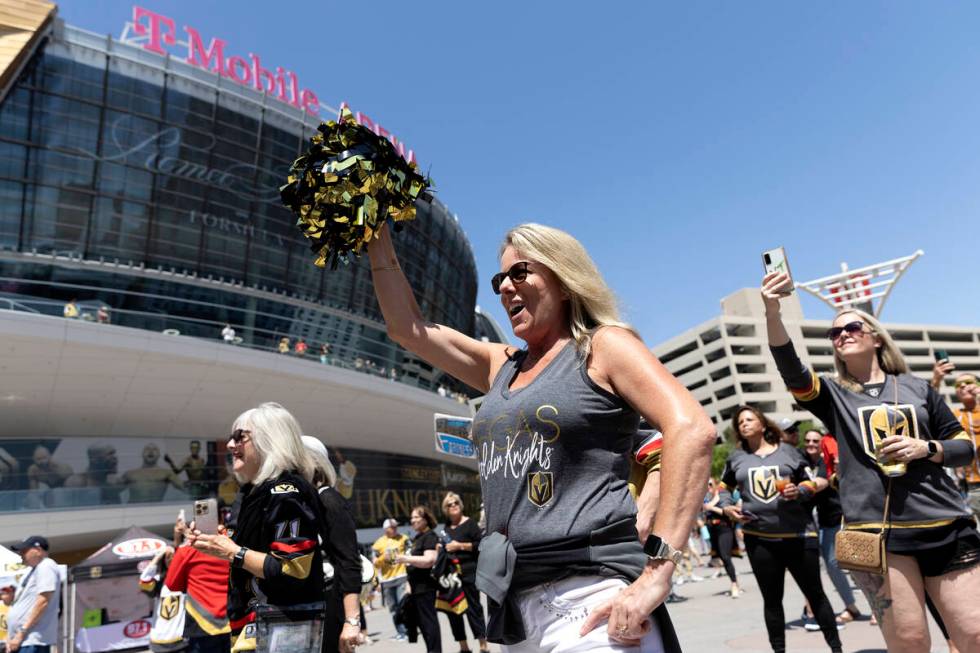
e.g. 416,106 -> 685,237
6,223 -> 978,653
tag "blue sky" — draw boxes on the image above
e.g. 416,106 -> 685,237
61,1 -> 980,345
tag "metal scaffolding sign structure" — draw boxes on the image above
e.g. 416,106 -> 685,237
796,250 -> 924,318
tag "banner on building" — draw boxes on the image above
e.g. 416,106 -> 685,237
433,414 -> 475,460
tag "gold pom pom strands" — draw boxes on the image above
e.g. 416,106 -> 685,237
280,107 -> 433,269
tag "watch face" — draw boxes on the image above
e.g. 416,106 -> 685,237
642,535 -> 663,557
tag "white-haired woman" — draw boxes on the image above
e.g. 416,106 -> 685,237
367,223 -> 714,651
762,272 -> 980,653
302,436 -> 362,653
189,403 -> 326,653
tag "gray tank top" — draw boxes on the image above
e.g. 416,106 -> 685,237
472,340 -> 641,549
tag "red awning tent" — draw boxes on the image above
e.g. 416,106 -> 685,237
68,525 -> 169,652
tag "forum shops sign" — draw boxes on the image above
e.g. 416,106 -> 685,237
122,6 -> 417,163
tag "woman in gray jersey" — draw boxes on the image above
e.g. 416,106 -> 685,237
719,405 -> 842,653
761,271 -> 980,653
366,222 -> 715,651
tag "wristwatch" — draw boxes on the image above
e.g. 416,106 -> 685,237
927,440 -> 939,457
643,535 -> 684,566
232,546 -> 248,569
344,616 -> 361,627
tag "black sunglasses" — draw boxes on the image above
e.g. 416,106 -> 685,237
491,262 -> 532,295
229,429 -> 251,444
826,321 -> 867,341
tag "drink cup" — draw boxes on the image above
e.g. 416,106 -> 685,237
875,438 -> 907,477
774,478 -> 790,495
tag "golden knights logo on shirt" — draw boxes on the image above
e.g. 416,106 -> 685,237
159,594 -> 181,620
747,466 -> 781,504
858,404 -> 920,461
527,471 -> 554,507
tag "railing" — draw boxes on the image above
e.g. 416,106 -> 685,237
0,293 -> 472,401
0,297 -> 41,313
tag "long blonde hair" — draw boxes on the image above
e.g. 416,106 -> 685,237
500,223 -> 635,357
833,308 -> 908,392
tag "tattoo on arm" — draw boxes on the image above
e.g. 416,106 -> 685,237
851,570 -> 892,624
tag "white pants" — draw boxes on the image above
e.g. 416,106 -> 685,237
502,576 -> 665,653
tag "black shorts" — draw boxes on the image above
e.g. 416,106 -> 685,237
907,528 -> 980,577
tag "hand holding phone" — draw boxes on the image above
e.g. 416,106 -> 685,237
762,247 -> 794,296
193,498 -> 219,534
934,350 -> 949,363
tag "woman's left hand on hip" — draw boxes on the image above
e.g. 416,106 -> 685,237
579,563 -> 670,644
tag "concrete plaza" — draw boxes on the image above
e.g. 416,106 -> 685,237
360,555 -> 953,653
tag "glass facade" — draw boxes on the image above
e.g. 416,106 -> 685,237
0,21 -> 479,388
0,435 -> 481,528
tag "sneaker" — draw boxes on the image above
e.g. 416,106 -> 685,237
675,577 -> 686,586
803,618 -> 820,631
730,589 -> 741,599
665,593 -> 688,604
689,574 -> 705,582
394,635 -> 408,643
711,570 -> 723,579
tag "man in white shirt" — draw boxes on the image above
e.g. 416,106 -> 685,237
221,324 -> 236,344
5,536 -> 60,653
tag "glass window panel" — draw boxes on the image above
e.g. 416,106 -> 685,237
24,185 -> 91,255
88,197 -> 149,260
0,142 -> 27,180
147,206 -> 201,271
0,87 -> 31,141
0,180 -> 25,248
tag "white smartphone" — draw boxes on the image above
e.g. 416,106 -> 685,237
193,498 -> 219,533
762,246 -> 791,276
762,247 -> 794,295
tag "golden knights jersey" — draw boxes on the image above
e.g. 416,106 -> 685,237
719,443 -> 818,538
771,342 -> 974,547
150,587 -> 187,653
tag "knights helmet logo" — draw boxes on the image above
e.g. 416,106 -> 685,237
748,466 -> 780,504
527,471 -> 554,507
159,594 -> 180,620
859,404 -> 919,460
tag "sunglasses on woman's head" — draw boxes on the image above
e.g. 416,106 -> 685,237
826,321 -> 867,341
229,429 -> 251,444
491,261 -> 532,295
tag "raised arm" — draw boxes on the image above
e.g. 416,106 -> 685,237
366,223 -> 510,392
761,271 -> 793,347
761,272 -> 834,415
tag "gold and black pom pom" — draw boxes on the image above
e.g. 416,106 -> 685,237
280,107 -> 432,268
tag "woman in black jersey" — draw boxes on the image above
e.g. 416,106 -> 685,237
719,405 -> 842,653
397,506 -> 442,653
302,436 -> 362,653
801,430 -> 861,626
762,271 -> 980,653
703,478 -> 741,598
440,492 -> 489,653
